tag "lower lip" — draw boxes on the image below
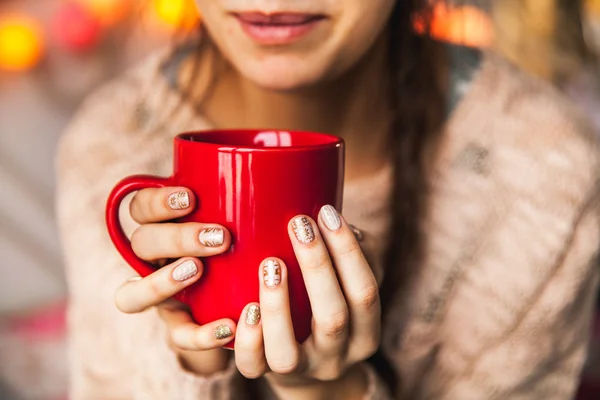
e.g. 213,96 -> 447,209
235,17 -> 323,45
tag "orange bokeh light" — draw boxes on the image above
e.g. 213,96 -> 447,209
588,0 -> 600,17
77,0 -> 129,26
152,0 -> 199,31
0,15 -> 44,72
416,4 -> 494,48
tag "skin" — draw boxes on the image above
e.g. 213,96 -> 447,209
115,0 -> 397,397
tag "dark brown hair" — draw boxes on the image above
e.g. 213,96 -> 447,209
369,1 -> 447,393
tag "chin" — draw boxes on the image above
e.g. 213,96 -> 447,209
236,56 -> 334,92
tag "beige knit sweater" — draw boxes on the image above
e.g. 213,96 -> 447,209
56,49 -> 600,399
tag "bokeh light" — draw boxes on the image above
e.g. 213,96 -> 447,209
77,0 -> 129,26
0,15 -> 44,72
152,0 -> 199,31
431,5 -> 494,48
415,4 -> 494,48
588,0 -> 600,17
53,2 -> 102,53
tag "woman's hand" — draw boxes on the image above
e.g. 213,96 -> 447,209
113,187 -> 236,375
234,206 -> 381,399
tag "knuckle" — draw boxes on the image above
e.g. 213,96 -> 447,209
146,273 -> 169,300
169,326 -> 186,348
260,300 -> 285,317
336,240 -> 362,259
131,191 -> 154,222
306,254 -> 330,272
130,228 -> 147,258
114,289 -> 142,314
318,310 -> 349,339
354,284 -> 380,312
170,227 -> 187,254
113,291 -> 132,314
129,195 -> 140,220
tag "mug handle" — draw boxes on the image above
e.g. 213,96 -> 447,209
105,175 -> 172,278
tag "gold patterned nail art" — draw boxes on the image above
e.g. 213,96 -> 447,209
213,324 -> 233,340
168,191 -> 190,210
245,305 -> 261,325
199,228 -> 224,247
292,216 -> 315,243
263,259 -> 281,288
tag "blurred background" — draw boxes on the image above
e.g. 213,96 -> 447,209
0,0 -> 598,399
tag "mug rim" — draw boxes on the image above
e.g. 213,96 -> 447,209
176,129 -> 344,152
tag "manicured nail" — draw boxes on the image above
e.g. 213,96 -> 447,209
292,216 -> 315,243
245,305 -> 261,325
199,227 -> 224,247
263,259 -> 281,288
172,260 -> 198,282
213,324 -> 233,340
320,205 -> 342,231
168,191 -> 190,210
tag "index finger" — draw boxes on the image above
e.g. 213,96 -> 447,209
129,187 -> 196,224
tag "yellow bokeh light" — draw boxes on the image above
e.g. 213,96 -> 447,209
0,15 -> 44,72
153,0 -> 199,31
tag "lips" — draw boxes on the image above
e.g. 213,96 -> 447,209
235,12 -> 325,25
233,12 -> 326,45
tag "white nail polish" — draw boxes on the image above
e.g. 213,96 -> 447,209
199,227 -> 224,247
263,260 -> 281,288
291,216 -> 315,244
168,191 -> 190,210
320,205 -> 342,231
172,260 -> 198,282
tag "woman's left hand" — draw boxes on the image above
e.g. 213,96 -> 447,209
234,205 -> 381,397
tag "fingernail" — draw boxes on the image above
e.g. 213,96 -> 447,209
320,205 -> 342,231
172,260 -> 198,282
263,259 -> 281,288
292,216 -> 315,244
168,191 -> 190,210
245,305 -> 261,325
213,324 -> 233,340
199,227 -> 224,247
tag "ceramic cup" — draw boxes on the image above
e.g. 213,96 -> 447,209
106,129 -> 344,347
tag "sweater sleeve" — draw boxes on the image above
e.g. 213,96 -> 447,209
55,78 -> 243,400
435,198 -> 600,399
391,54 -> 600,400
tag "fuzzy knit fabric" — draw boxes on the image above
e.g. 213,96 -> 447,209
56,48 -> 599,399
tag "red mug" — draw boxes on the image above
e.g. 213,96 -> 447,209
106,129 -> 344,348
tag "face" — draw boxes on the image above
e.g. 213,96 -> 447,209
194,0 -> 396,91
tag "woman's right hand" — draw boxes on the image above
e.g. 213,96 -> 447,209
113,187 -> 236,376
